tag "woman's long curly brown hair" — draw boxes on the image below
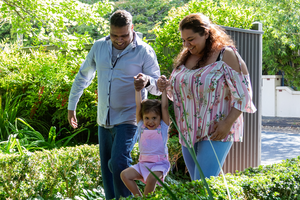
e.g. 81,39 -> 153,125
174,13 -> 235,69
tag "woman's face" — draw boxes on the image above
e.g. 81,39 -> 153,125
181,28 -> 208,56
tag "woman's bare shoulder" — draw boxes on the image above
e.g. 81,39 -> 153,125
222,47 -> 249,75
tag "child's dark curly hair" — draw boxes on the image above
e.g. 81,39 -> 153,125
139,99 -> 162,120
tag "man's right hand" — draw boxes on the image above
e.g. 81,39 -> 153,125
68,110 -> 78,129
134,73 -> 149,92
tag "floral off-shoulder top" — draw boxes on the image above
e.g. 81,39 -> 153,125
167,46 -> 257,147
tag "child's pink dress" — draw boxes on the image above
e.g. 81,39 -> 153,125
131,120 -> 170,184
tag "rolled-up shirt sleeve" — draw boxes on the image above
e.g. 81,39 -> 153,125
224,66 -> 257,113
68,44 -> 97,111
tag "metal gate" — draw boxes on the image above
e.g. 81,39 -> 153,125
222,23 -> 263,173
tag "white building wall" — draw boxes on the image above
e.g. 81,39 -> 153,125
262,75 -> 300,117
261,75 -> 282,117
276,87 -> 300,117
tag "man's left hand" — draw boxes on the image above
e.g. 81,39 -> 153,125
134,73 -> 149,91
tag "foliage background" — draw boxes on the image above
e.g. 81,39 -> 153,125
0,0 -> 113,49
223,0 -> 300,90
1,0 -> 299,88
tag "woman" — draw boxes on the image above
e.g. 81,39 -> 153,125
158,13 -> 256,180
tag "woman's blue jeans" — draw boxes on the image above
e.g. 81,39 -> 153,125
98,124 -> 137,200
182,140 -> 233,180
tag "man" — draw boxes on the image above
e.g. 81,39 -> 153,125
67,10 -> 160,199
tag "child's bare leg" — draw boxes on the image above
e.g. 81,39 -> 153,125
144,171 -> 163,196
120,167 -> 143,196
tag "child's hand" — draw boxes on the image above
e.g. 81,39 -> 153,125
134,73 -> 148,92
157,75 -> 169,92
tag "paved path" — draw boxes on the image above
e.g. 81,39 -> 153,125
261,128 -> 300,165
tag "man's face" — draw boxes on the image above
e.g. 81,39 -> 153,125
110,24 -> 133,50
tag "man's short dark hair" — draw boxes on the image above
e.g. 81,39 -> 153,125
110,10 -> 132,27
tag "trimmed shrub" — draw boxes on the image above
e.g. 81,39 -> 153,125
0,144 -> 101,199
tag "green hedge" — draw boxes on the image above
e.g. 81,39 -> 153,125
0,137 -> 182,199
0,144 -> 101,199
1,142 -> 299,199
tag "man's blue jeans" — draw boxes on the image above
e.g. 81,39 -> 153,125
98,124 -> 137,200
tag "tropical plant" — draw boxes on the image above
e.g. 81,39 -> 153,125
0,92 -> 23,141
17,118 -> 90,149
0,133 -> 25,155
0,117 -> 91,154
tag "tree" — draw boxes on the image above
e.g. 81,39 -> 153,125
111,0 -> 190,39
0,0 -> 114,49
225,0 -> 300,90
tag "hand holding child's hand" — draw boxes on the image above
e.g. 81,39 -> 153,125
134,73 -> 149,91
157,75 -> 169,92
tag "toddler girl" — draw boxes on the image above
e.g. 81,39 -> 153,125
120,75 -> 170,197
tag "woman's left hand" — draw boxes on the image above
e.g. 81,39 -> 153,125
209,120 -> 233,141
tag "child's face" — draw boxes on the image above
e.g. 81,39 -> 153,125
143,111 -> 161,130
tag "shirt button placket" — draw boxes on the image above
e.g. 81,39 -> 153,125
107,68 -> 113,110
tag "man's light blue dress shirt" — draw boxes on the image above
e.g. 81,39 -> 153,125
68,32 -> 161,126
